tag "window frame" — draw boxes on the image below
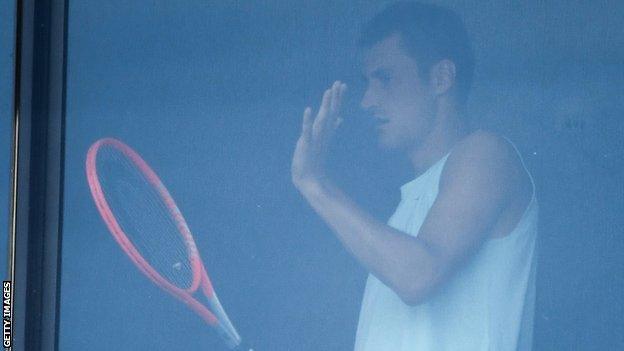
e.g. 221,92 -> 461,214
11,0 -> 68,350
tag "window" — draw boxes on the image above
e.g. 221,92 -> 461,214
10,1 -> 624,351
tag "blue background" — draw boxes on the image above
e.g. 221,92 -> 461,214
57,1 -> 623,350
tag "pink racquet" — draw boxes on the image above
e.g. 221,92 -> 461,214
86,137 -> 250,350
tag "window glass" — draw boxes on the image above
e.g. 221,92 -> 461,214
58,1 -> 624,350
59,2 -> 374,350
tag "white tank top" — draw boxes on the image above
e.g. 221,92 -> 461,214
354,143 -> 538,351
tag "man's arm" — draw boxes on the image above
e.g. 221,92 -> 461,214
291,82 -> 528,305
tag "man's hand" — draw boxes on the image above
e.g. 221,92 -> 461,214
291,80 -> 347,191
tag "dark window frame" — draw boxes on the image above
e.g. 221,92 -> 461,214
11,0 -> 67,350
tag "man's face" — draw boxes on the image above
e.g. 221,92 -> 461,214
361,33 -> 437,150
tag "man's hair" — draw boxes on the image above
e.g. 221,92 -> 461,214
359,2 -> 475,106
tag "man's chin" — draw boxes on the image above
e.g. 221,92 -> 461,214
376,133 -> 414,152
376,135 -> 399,150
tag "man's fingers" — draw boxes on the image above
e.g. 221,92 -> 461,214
311,81 -> 348,136
314,88 -> 332,134
330,82 -> 347,130
340,83 -> 347,105
330,81 -> 340,114
335,82 -> 347,115
301,107 -> 313,137
318,88 -> 332,120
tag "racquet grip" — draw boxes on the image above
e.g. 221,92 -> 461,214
232,340 -> 255,351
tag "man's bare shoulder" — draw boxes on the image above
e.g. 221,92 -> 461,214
453,129 -> 517,164
415,130 -> 533,280
440,129 -> 531,204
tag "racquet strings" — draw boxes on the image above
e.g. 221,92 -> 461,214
95,143 -> 242,348
96,145 -> 195,289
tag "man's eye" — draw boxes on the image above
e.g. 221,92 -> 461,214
378,75 -> 391,84
366,70 -> 392,85
374,73 -> 391,85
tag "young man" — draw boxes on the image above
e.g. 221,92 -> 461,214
291,2 -> 537,351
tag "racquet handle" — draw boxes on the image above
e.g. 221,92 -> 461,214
233,340 -> 255,351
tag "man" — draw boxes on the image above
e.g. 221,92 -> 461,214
291,2 -> 537,351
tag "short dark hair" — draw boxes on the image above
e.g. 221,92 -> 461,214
359,2 -> 475,106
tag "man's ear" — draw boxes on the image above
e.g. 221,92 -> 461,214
430,59 -> 456,96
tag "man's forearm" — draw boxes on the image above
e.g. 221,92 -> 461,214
296,178 -> 440,304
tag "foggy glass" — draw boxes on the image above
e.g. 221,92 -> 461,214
57,1 -> 623,350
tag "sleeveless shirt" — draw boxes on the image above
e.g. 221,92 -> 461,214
354,143 -> 538,351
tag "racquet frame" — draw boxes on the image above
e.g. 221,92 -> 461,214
86,137 -> 241,348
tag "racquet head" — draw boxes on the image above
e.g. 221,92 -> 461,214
86,137 -> 242,348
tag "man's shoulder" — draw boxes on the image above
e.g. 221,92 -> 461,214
441,129 -> 530,196
454,130 -> 517,162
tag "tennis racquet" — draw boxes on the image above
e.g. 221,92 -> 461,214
86,137 -> 252,350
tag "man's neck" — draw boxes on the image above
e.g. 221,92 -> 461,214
407,103 -> 468,176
